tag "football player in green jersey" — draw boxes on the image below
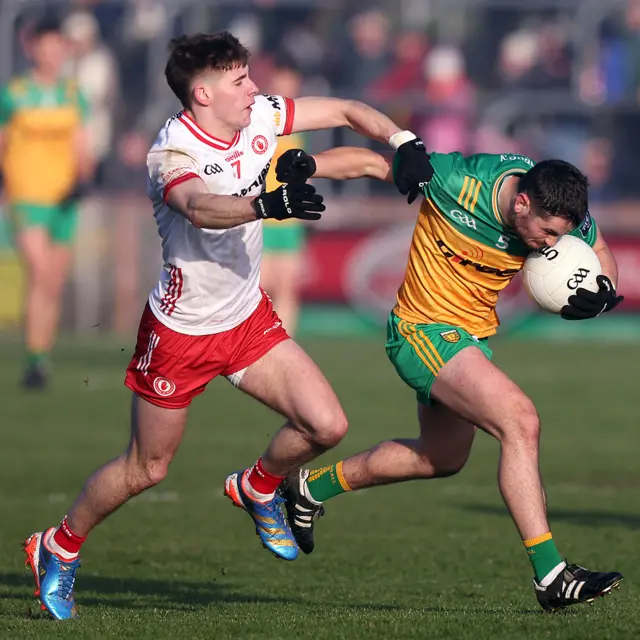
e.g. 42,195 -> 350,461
276,144 -> 624,612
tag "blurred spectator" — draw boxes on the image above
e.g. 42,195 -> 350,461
597,0 -> 640,103
367,29 -> 430,105
63,11 -> 119,185
261,60 -> 306,337
582,137 -> 616,204
332,9 -> 391,97
497,28 -> 540,89
414,46 -> 476,154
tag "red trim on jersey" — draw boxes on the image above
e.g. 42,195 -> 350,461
163,172 -> 200,203
282,98 -> 295,136
178,112 -> 240,150
159,264 -> 184,316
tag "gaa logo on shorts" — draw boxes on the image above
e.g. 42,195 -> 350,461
252,135 -> 268,155
440,329 -> 461,343
153,377 -> 176,397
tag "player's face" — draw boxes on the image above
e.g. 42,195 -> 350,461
512,194 -> 574,249
31,33 -> 69,77
209,65 -> 259,130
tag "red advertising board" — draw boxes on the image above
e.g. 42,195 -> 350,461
300,228 -> 640,321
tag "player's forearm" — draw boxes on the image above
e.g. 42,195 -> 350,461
595,245 -> 619,288
185,192 -> 258,229
342,100 -> 402,146
313,147 -> 393,182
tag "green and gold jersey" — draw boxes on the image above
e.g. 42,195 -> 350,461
395,152 -> 598,337
0,74 -> 89,205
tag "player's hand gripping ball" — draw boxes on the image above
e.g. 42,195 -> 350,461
523,235 -> 623,319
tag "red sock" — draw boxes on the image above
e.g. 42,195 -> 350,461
245,458 -> 284,496
52,516 -> 86,555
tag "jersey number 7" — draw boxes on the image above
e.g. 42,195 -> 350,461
232,160 -> 241,179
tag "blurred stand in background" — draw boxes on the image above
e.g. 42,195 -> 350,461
1,0 -> 639,340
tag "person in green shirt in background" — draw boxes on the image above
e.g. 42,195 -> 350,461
0,15 -> 94,389
261,59 -> 306,337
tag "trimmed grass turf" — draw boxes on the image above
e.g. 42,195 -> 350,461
0,337 -> 638,639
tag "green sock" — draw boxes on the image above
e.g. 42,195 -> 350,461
26,351 -> 48,369
524,533 -> 564,582
306,462 -> 352,502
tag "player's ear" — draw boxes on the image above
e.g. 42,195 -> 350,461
514,192 -> 530,214
192,84 -> 210,107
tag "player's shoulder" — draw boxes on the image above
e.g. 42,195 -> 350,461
150,111 -> 191,151
251,94 -> 290,130
435,151 -> 535,178
3,74 -> 29,98
254,93 -> 287,114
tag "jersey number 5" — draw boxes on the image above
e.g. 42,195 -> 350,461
231,160 -> 241,179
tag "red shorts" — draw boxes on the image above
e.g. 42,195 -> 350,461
125,292 -> 289,409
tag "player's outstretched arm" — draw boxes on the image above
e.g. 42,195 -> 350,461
314,147 -> 393,182
167,177 -> 260,229
289,97 -> 401,144
276,147 -> 393,183
290,97 -> 433,203
166,175 -> 325,229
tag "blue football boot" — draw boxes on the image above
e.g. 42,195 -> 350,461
224,470 -> 299,561
23,529 -> 80,620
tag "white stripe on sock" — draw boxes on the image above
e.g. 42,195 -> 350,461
44,529 -> 79,561
540,561 -> 567,587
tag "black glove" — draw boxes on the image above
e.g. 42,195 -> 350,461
59,182 -> 91,210
561,275 -> 624,320
276,149 -> 317,183
253,183 -> 325,221
393,136 -> 434,204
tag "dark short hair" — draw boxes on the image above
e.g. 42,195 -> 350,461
165,31 -> 250,108
518,159 -> 589,227
31,15 -> 63,39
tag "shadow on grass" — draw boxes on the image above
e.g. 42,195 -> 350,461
0,570 -> 554,619
459,504 -> 640,529
0,571 -> 301,611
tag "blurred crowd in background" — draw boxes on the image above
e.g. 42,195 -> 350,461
2,0 -> 640,341
3,0 -> 640,201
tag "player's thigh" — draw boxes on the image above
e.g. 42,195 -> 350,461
48,243 -> 73,291
129,392 -> 188,467
261,253 -> 303,297
238,338 -> 347,436
50,202 -> 79,245
386,314 -> 491,408
430,348 -> 538,441
11,206 -> 54,275
417,401 -> 477,472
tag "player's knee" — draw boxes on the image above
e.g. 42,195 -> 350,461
143,459 -> 170,487
128,457 -> 170,493
433,454 -> 468,478
503,400 -> 540,446
27,261 -> 50,287
307,406 -> 349,449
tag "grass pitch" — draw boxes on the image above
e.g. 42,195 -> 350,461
0,336 -> 638,639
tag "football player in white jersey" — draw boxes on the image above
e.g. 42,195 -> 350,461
22,31 -> 435,619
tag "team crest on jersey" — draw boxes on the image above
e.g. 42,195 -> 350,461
440,330 -> 461,343
252,135 -> 268,155
153,377 -> 176,397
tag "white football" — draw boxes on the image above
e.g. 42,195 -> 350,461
522,235 -> 602,314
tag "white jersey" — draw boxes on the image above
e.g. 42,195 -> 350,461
146,94 -> 295,335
